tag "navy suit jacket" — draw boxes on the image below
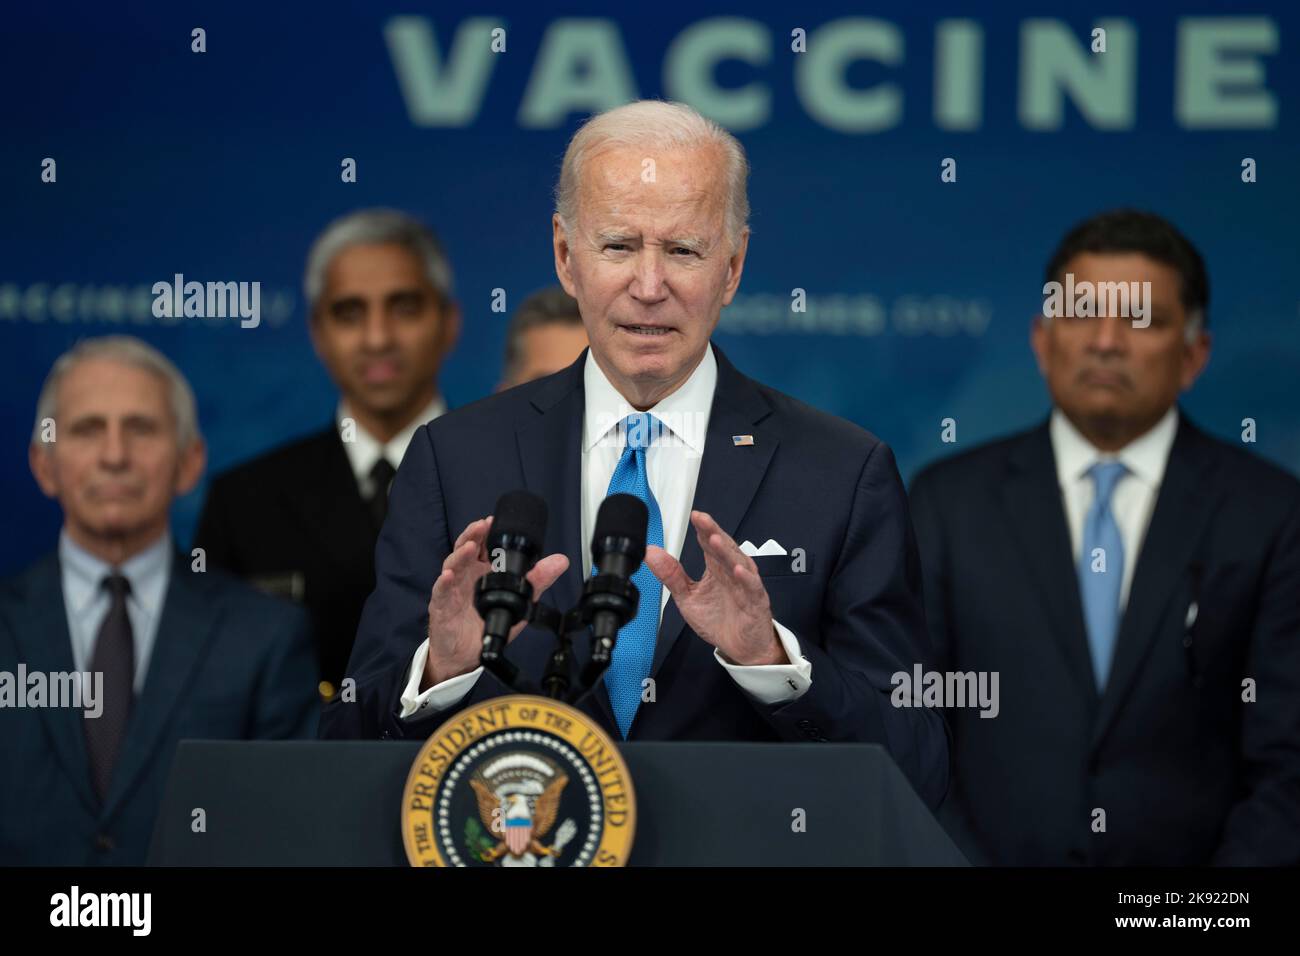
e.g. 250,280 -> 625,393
0,551 -> 319,865
321,346 -> 949,809
909,410 -> 1300,865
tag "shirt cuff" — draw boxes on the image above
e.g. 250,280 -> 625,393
397,638 -> 484,721
713,619 -> 812,705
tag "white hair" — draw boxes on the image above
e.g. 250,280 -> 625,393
554,100 -> 751,253
303,208 -> 454,315
32,335 -> 200,448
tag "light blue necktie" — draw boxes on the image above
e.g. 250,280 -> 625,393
599,413 -> 665,738
1079,460 -> 1127,690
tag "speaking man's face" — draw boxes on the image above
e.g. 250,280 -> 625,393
1031,252 -> 1210,445
30,358 -> 204,552
553,144 -> 749,409
311,243 -> 459,425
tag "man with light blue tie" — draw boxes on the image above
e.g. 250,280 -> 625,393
1077,462 -> 1130,689
909,210 -> 1300,865
322,100 -> 948,810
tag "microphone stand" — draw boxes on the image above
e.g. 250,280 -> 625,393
477,602 -> 626,706
534,604 -> 573,700
476,570 -> 638,705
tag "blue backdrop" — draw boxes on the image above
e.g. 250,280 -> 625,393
2,1 -> 1296,576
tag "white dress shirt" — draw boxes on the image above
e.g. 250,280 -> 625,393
60,528 -> 172,694
337,395 -> 446,498
1050,405 -> 1179,610
399,344 -> 812,722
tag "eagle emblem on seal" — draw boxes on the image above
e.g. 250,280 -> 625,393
467,752 -> 579,866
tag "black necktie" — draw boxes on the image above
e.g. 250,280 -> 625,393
84,573 -> 134,802
367,458 -> 397,531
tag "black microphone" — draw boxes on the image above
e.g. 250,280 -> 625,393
475,490 -> 547,667
580,494 -> 648,682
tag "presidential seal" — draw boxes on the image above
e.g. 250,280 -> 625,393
401,695 -> 636,867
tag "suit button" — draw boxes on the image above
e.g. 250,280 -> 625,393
1182,635 -> 1193,649
380,730 -> 392,740
95,834 -> 115,852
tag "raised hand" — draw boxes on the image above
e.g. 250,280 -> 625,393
423,516 -> 569,688
643,510 -> 785,666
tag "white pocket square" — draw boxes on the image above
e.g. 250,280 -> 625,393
739,539 -> 787,557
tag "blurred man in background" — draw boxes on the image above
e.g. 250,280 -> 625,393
498,285 -> 588,390
195,209 -> 460,701
910,210 -> 1300,865
1,336 -> 316,865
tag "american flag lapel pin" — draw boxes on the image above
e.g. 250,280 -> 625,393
732,435 -> 754,446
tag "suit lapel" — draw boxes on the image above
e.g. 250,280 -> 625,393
102,553 -> 223,819
999,421 -> 1099,707
1091,414 -> 1221,749
513,355 -> 609,719
651,346 -> 777,679
13,553 -> 100,815
515,357 -> 585,620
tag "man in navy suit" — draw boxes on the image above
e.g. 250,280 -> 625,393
321,100 -> 948,809
1,336 -> 318,865
910,210 -> 1300,864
